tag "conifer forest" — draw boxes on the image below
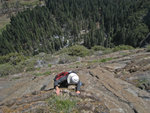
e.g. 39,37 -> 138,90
0,0 -> 150,55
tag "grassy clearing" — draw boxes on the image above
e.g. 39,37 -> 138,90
0,0 -> 39,6
47,95 -> 78,113
20,0 -> 39,6
0,0 -> 41,31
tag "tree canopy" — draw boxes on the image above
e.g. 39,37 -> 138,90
0,0 -> 150,55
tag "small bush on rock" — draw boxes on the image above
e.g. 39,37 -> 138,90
0,64 -> 14,76
55,48 -> 69,55
68,45 -> 90,57
92,46 -> 106,51
22,59 -> 37,72
103,48 -> 113,54
47,95 -> 78,113
135,78 -> 150,90
0,53 -> 27,65
113,45 -> 134,52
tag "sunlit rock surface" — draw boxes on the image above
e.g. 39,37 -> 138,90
0,49 -> 150,113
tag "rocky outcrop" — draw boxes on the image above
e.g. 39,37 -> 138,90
87,67 -> 150,113
102,50 -> 150,92
0,49 -> 150,113
0,89 -> 109,113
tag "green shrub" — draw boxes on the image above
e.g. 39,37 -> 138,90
146,45 -> 150,52
54,48 -> 69,55
14,63 -> 25,72
9,53 -> 27,65
47,95 -> 77,113
100,58 -> 113,62
113,45 -> 134,52
91,46 -> 106,51
0,53 -> 27,65
43,71 -> 51,76
33,72 -> 43,76
68,45 -> 90,57
0,63 -> 15,76
0,62 -> 25,76
103,48 -> 113,54
48,64 -> 52,67
22,59 -> 36,72
0,55 -> 10,64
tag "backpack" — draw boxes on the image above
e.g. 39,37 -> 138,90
54,72 -> 69,80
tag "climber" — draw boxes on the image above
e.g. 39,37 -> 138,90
54,71 -> 82,95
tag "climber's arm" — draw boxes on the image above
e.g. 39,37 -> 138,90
76,81 -> 82,94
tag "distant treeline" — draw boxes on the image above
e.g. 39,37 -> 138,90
0,0 -> 150,55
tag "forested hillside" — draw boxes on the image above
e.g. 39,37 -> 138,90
0,0 -> 44,30
0,0 -> 150,55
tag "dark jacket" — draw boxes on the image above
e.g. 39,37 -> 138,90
54,72 -> 82,91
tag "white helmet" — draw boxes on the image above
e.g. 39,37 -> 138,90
67,73 -> 79,84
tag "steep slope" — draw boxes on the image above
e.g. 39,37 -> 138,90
0,49 -> 150,113
0,0 -> 44,30
1,0 -> 150,55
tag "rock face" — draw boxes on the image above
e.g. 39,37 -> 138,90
0,49 -> 150,113
0,89 -> 109,113
86,67 -> 150,113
